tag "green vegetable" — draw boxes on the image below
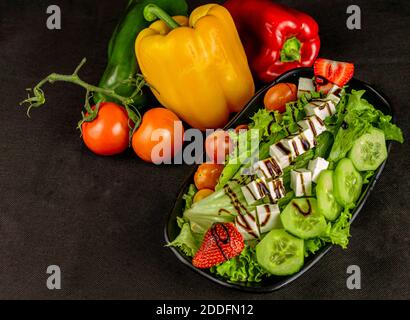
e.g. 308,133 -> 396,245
361,170 -> 375,184
304,207 -> 352,256
321,207 -> 352,248
166,222 -> 200,257
314,131 -> 334,159
348,127 -> 387,171
328,90 -> 403,163
217,92 -> 320,190
280,198 -> 327,239
94,0 -> 188,107
182,184 -> 197,211
282,91 -> 321,133
333,158 -> 363,208
217,109 -> 282,189
256,229 -> 304,276
304,238 -> 325,257
210,246 -> 267,283
183,181 -> 255,234
316,170 -> 342,221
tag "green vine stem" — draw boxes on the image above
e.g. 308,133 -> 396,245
20,58 -> 147,141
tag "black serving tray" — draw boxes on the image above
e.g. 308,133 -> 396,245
164,68 -> 393,292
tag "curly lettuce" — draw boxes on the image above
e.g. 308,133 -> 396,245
166,222 -> 201,257
328,90 -> 403,163
304,207 -> 352,256
210,246 -> 267,283
182,184 -> 197,211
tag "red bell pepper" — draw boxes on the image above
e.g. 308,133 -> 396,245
225,0 -> 320,83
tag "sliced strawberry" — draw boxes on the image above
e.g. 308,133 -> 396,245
192,223 -> 244,269
314,58 -> 354,87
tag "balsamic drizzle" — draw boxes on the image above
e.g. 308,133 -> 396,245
210,224 -> 230,261
292,200 -> 312,216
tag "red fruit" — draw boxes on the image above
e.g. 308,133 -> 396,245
314,58 -> 355,88
192,223 -> 244,269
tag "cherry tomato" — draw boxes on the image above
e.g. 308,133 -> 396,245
235,124 -> 249,133
194,163 -> 224,190
82,102 -> 130,156
264,83 -> 297,113
132,108 -> 184,163
193,189 -> 214,203
205,130 -> 233,164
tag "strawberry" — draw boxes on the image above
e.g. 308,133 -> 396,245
192,223 -> 244,269
314,58 -> 355,88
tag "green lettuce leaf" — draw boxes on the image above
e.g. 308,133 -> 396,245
305,207 -> 352,256
184,181 -> 257,234
304,238 -> 326,257
314,131 -> 334,159
183,184 -> 197,211
328,90 -> 403,163
322,207 -> 352,249
216,109 -> 279,190
361,171 -> 375,184
167,222 -> 201,257
377,114 -> 404,143
210,246 -> 268,283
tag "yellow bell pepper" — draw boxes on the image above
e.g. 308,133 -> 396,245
135,3 -> 255,130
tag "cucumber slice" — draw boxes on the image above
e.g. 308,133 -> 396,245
256,229 -> 304,276
316,170 -> 342,221
333,158 -> 363,207
349,127 -> 387,171
280,198 -> 327,239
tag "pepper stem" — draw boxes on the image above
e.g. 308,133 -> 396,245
143,4 -> 180,29
280,37 -> 302,63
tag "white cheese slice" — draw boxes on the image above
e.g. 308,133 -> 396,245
328,84 -> 343,95
299,128 -> 317,151
253,158 -> 283,180
308,157 -> 329,183
256,204 -> 282,234
235,211 -> 260,240
297,115 -> 327,137
260,177 -> 286,203
304,100 -> 337,120
290,169 -> 312,197
297,77 -> 315,98
327,93 -> 341,105
282,134 -> 307,159
241,181 -> 265,205
269,141 -> 292,169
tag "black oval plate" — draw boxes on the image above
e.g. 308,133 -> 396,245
164,68 -> 393,292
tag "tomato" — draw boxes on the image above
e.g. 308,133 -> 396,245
235,124 -> 249,133
82,102 -> 130,156
205,130 -> 233,164
193,189 -> 214,203
132,108 -> 184,163
194,163 -> 224,190
264,83 -> 297,113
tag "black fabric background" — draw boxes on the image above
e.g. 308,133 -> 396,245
0,0 -> 409,299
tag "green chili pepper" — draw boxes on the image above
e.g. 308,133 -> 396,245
94,0 -> 188,108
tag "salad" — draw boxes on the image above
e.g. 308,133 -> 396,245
168,59 -> 404,283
